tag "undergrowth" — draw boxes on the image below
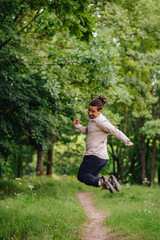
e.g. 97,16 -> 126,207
1,175 -> 160,240
0,175 -> 88,240
91,183 -> 160,240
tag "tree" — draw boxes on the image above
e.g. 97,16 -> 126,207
88,0 -> 160,183
141,82 -> 160,185
0,0 -> 94,177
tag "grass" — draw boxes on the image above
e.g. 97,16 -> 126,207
91,183 -> 160,240
1,176 -> 160,240
0,175 -> 88,240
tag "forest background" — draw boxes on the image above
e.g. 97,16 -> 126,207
0,0 -> 160,186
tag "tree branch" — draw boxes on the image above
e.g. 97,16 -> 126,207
0,59 -> 10,63
0,9 -> 45,50
17,9 -> 45,34
16,13 -> 28,24
0,38 -> 12,50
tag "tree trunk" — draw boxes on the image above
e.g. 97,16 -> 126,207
109,142 -> 118,177
119,145 -> 124,183
156,103 -> 160,184
46,134 -> 55,176
150,135 -> 157,186
145,139 -> 150,179
36,149 -> 44,176
140,117 -> 146,184
158,164 -> 160,185
150,99 -> 159,186
17,144 -> 23,178
120,160 -> 124,183
113,157 -> 116,176
109,142 -> 116,175
116,154 -> 121,179
0,164 -> 2,179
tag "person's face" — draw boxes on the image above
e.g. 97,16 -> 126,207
88,105 -> 101,119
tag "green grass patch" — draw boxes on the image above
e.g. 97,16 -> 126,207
91,184 -> 160,240
1,176 -> 160,240
0,175 -> 88,240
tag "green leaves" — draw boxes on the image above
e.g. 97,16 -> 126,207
141,119 -> 160,138
0,0 -> 160,181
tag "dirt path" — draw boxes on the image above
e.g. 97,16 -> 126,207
76,192 -> 112,240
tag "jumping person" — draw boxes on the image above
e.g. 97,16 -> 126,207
72,95 -> 134,193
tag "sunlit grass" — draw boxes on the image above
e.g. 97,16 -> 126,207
91,184 -> 160,240
0,175 -> 88,240
1,175 -> 160,240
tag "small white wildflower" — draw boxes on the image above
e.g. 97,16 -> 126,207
143,178 -> 148,185
28,185 -> 34,190
15,178 -> 21,181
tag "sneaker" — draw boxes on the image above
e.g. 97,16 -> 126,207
108,175 -> 121,192
99,176 -> 115,193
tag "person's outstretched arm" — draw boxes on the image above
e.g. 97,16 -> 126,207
98,118 -> 133,146
72,119 -> 88,135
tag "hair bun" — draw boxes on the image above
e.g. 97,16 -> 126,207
97,95 -> 108,106
89,95 -> 108,110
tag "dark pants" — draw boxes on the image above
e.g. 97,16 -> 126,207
77,155 -> 108,187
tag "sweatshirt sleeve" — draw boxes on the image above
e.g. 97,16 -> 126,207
74,124 -> 88,135
98,118 -> 132,146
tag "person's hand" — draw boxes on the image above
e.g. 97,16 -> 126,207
129,142 -> 134,147
72,119 -> 80,126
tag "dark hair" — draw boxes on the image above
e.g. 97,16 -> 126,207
89,95 -> 108,110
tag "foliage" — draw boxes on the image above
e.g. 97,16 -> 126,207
0,0 -> 160,184
0,0 -> 94,176
87,0 -> 160,184
141,119 -> 160,138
